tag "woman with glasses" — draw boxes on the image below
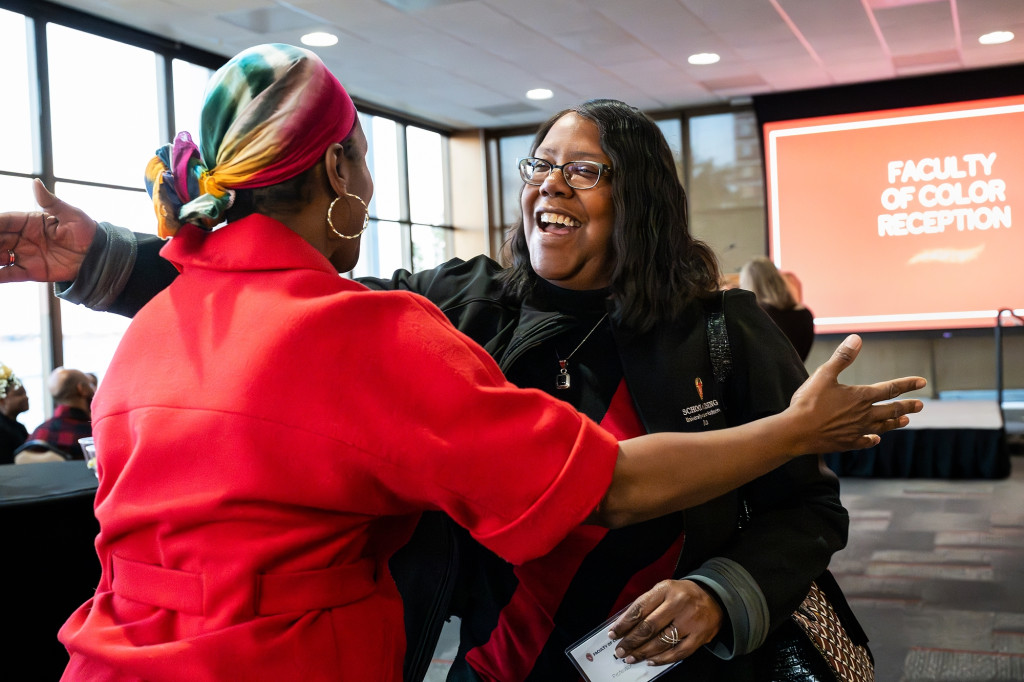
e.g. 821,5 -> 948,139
396,101 -> 869,681
0,98 -> 918,681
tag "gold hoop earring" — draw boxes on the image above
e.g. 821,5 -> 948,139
327,193 -> 370,240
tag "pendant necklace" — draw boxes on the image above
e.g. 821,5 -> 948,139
556,312 -> 609,390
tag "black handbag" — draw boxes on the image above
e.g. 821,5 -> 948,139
705,294 -> 875,682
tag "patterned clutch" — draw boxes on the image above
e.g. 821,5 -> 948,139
790,581 -> 875,682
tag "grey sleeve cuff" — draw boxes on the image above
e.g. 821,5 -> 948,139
685,557 -> 769,659
53,223 -> 138,311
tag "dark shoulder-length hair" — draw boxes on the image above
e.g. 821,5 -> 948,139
500,98 -> 720,333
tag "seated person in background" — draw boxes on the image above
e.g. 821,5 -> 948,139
0,362 -> 29,464
27,367 -> 96,460
740,256 -> 815,362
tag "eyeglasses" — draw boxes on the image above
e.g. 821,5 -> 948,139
518,157 -> 612,190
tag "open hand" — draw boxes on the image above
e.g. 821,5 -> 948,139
0,179 -> 97,283
790,334 -> 926,453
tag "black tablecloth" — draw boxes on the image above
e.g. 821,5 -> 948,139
824,427 -> 1010,479
1,461 -> 100,681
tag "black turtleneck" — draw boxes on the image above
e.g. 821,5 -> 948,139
503,278 -> 623,422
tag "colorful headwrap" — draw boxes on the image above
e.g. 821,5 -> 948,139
144,44 -> 357,237
0,363 -> 22,400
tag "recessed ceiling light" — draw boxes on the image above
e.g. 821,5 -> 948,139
688,52 -> 720,66
301,32 -> 338,47
979,31 -> 1014,45
526,88 -> 553,100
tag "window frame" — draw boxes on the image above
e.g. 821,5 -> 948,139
0,0 -> 454,418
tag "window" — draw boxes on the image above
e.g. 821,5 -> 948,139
655,118 -> 684,186
408,127 -> 451,271
0,6 -> 453,406
350,115 -> 453,278
48,25 -> 161,189
367,116 -> 401,222
497,134 -> 533,229
172,59 -> 213,138
0,9 -> 33,175
44,26 -> 162,382
687,111 -> 765,273
0,10 -> 45,426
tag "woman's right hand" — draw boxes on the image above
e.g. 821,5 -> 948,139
789,334 -> 926,453
0,179 -> 97,283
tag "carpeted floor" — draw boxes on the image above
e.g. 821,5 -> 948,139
833,458 -> 1024,681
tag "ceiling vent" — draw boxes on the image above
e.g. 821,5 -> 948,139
699,74 -> 769,95
866,0 -> 944,7
892,49 -> 961,72
218,6 -> 318,34
475,102 -> 544,117
381,0 -> 475,12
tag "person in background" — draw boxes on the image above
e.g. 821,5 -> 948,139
27,366 -> 96,460
0,45 -> 924,682
781,270 -> 804,306
740,256 -> 815,362
0,362 -> 29,464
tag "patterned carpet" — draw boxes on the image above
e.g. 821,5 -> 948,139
833,459 -> 1024,681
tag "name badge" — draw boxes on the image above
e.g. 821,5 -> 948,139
565,609 -> 681,682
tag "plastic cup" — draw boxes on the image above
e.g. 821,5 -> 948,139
79,436 -> 98,477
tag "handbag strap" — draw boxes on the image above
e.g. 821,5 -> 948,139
703,291 -> 752,526
704,291 -> 733,385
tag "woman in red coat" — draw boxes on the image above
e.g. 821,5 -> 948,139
0,44 -> 922,682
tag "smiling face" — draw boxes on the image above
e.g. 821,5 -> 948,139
522,113 -> 616,291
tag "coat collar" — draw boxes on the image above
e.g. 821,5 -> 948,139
159,214 -> 338,276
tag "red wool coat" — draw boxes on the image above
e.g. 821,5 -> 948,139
60,215 -> 619,681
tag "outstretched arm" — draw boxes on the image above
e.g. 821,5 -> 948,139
594,334 -> 924,528
0,181 -> 174,316
0,180 -> 96,283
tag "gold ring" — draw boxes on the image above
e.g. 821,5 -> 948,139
658,624 -> 681,646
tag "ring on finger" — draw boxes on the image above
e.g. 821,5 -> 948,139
658,624 -> 681,646
4,249 -> 14,267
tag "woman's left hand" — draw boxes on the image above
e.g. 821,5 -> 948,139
607,579 -> 723,666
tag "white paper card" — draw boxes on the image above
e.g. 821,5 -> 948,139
565,609 -> 681,682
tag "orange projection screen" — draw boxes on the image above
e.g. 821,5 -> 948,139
764,95 -> 1024,333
